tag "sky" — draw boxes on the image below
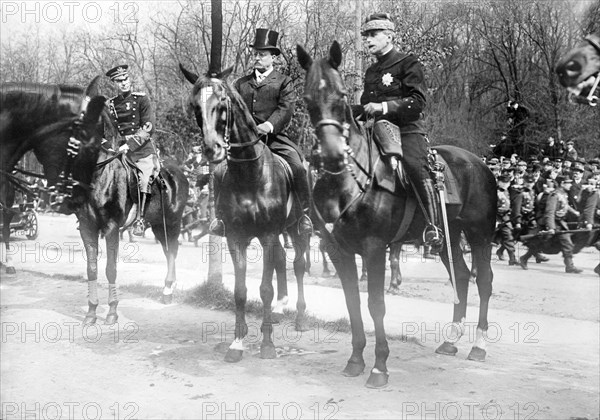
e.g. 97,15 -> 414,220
0,0 -> 595,45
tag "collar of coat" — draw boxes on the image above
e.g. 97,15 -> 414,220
375,47 -> 411,70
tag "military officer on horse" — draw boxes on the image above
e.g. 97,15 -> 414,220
105,65 -> 160,236
352,13 -> 443,251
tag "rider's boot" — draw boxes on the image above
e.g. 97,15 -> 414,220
294,164 -> 313,236
420,178 -> 443,253
133,193 -> 149,236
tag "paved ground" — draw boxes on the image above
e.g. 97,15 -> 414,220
1,213 -> 598,419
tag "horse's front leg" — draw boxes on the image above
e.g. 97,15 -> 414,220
224,236 -> 251,363
1,211 -> 16,275
289,230 -> 309,331
270,234 -> 288,324
365,245 -> 390,388
79,221 -> 100,325
104,226 -> 119,325
328,246 -> 365,377
258,234 -> 282,359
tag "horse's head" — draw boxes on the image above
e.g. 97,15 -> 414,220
297,41 -> 351,172
555,34 -> 600,106
180,64 -> 258,163
43,95 -> 105,213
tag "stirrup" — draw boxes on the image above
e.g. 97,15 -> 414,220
208,219 -> 225,237
132,219 -> 146,236
298,215 -> 313,235
423,224 -> 443,250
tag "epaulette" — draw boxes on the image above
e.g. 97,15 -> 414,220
132,91 -> 146,96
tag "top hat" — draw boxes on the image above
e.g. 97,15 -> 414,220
105,64 -> 129,81
250,29 -> 280,55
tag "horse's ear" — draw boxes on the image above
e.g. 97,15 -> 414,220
297,44 -> 313,71
83,96 -> 106,125
219,66 -> 234,80
179,63 -> 199,84
85,75 -> 101,97
329,41 -> 342,70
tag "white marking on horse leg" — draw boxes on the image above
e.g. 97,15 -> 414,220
445,319 -> 465,344
163,282 -> 176,296
88,280 -> 99,305
108,284 -> 118,304
371,367 -> 384,374
474,327 -> 487,350
229,337 -> 244,351
272,296 -> 289,315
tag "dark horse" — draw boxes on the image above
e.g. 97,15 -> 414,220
63,99 -> 189,324
180,65 -> 309,363
0,79 -> 99,274
555,33 -> 600,107
297,42 -> 496,388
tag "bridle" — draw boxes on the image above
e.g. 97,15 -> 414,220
311,90 -> 373,193
569,35 -> 600,107
210,86 -> 266,163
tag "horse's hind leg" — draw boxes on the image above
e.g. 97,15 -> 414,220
1,210 -> 16,275
271,235 -> 288,323
467,236 -> 494,362
289,230 -> 309,331
79,221 -> 100,325
436,225 -> 471,357
388,242 -> 402,294
153,220 -> 180,304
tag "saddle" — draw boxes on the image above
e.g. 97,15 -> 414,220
370,121 -> 461,206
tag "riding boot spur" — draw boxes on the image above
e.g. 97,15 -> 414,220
292,164 -> 313,236
421,178 -> 443,252
133,192 -> 149,236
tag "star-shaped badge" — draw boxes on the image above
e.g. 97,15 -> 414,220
382,73 -> 393,86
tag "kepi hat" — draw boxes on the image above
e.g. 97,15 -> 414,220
250,28 -> 280,55
361,13 -> 395,35
105,65 -> 129,81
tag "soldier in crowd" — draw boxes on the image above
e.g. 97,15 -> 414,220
541,137 -> 563,160
494,173 -> 519,265
106,64 -> 160,236
563,140 -> 578,161
541,175 -> 583,273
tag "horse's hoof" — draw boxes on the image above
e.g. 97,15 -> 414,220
365,370 -> 389,388
161,294 -> 173,305
83,316 -> 97,326
435,341 -> 458,356
467,346 -> 486,362
5,266 -> 16,275
260,343 -> 277,359
224,349 -> 244,363
387,285 -> 400,295
342,361 -> 365,377
105,313 -> 119,325
295,318 -> 309,332
271,312 -> 284,324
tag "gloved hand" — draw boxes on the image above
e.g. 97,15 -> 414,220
118,144 -> 130,153
256,122 -> 271,135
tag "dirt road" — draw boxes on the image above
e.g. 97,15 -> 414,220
1,214 -> 598,419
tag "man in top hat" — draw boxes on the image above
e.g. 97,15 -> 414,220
105,64 -> 159,235
353,13 -> 443,251
210,28 -> 312,236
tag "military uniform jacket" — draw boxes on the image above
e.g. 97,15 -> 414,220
360,48 -> 427,134
234,70 -> 299,153
543,190 -> 570,230
511,187 -> 535,226
497,188 -> 511,223
108,91 -> 156,160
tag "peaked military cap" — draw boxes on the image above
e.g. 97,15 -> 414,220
106,65 -> 129,81
556,175 -> 573,184
497,173 -> 511,183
